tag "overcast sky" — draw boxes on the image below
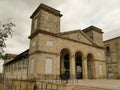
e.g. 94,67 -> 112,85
0,0 -> 120,72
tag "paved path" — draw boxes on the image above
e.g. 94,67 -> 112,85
71,80 -> 120,90
0,83 -> 3,90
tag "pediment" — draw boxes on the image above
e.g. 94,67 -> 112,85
58,30 -> 95,46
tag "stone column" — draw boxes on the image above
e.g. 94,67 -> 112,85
82,57 -> 88,79
70,54 -> 76,79
92,59 -> 96,79
53,54 -> 60,79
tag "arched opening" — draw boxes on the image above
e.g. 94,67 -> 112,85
75,52 -> 83,79
87,53 -> 94,79
60,48 -> 70,80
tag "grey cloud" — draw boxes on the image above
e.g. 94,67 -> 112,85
57,0 -> 120,40
0,0 -> 120,55
103,30 -> 120,40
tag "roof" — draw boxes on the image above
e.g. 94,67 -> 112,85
58,29 -> 81,35
83,25 -> 104,33
4,49 -> 29,65
58,29 -> 99,48
30,3 -> 62,18
4,54 -> 17,60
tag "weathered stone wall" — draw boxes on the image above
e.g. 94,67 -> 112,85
104,37 -> 120,79
28,3 -> 106,80
39,9 -> 60,33
92,30 -> 104,46
28,32 -> 106,79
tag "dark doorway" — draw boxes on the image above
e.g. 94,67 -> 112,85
75,52 -> 83,79
60,48 -> 70,80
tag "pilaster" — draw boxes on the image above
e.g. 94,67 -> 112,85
82,57 -> 88,79
70,54 -> 76,79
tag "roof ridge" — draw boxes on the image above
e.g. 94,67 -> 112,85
57,29 -> 81,35
83,25 -> 103,33
104,36 -> 120,42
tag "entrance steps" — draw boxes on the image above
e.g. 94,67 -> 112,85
73,85 -> 115,90
37,80 -> 120,90
69,80 -> 120,90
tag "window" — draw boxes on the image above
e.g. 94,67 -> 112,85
18,61 -> 21,78
114,65 -> 117,68
108,66 -> 112,72
106,57 -> 112,64
45,58 -> 52,74
24,59 -> 28,68
11,64 -> 13,72
32,41 -> 36,47
99,64 -> 103,75
8,66 -> 9,72
31,59 -> 34,73
46,40 -> 53,46
14,63 -> 17,76
89,35 -> 93,40
34,18 -> 38,30
77,34 -> 81,40
14,62 -> 17,71
10,65 -> 11,72
19,60 -> 23,69
105,46 -> 110,53
108,73 -> 114,79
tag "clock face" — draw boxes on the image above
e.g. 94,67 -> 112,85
77,34 -> 81,40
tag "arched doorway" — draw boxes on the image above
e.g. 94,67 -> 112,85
60,48 -> 70,80
75,52 -> 83,79
87,53 -> 94,79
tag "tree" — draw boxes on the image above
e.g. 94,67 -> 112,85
0,19 -> 15,59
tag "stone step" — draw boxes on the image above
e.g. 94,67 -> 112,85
73,85 -> 115,90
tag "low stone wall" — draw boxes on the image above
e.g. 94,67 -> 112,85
0,84 -> 3,90
3,79 -> 35,90
4,79 -> 73,90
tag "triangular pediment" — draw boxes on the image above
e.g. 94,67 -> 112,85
58,30 -> 96,46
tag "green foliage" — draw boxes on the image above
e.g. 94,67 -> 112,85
0,19 -> 15,59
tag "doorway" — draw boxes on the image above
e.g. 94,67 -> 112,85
75,52 -> 83,79
60,48 -> 70,80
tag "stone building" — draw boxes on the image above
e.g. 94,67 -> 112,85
4,3 -> 106,82
104,36 -> 120,79
4,50 -> 28,79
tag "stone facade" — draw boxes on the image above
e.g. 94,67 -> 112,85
28,3 -> 106,80
104,36 -> 120,79
4,50 -> 28,79
3,3 -> 108,90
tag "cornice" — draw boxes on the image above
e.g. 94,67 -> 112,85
28,29 -> 105,49
104,36 -> 120,42
29,50 -> 58,56
4,49 -> 29,65
95,59 -> 105,62
30,3 -> 62,18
